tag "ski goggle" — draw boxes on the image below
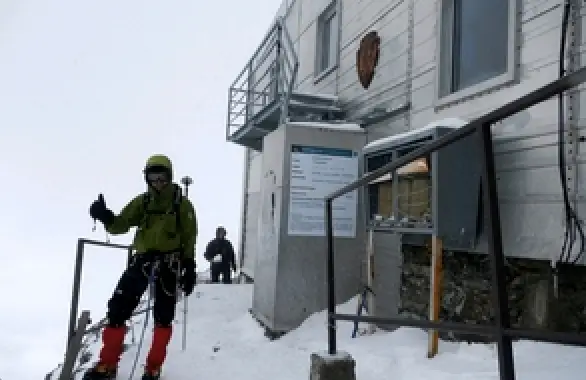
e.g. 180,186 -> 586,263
146,172 -> 169,183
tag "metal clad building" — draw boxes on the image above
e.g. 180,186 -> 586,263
229,0 -> 586,281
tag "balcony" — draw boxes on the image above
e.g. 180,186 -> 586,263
226,17 -> 344,151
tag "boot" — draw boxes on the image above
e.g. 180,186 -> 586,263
81,364 -> 117,380
82,326 -> 126,379
144,325 -> 172,377
141,368 -> 162,380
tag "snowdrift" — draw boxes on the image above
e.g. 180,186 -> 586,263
48,284 -> 586,380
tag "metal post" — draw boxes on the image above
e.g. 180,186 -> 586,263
66,239 -> 85,350
60,310 -> 91,380
325,198 -> 337,354
275,23 -> 282,98
127,247 -> 133,268
477,125 -> 515,380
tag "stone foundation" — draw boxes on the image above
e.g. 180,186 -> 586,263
399,245 -> 586,342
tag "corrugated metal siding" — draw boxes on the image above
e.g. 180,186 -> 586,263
238,0 -> 585,266
406,0 -> 572,260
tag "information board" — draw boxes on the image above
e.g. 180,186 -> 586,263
287,144 -> 359,237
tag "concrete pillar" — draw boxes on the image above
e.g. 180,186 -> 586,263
309,351 -> 356,380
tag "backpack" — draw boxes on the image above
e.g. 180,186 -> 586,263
142,183 -> 183,231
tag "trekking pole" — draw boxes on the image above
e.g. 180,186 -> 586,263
128,261 -> 158,380
180,176 -> 193,352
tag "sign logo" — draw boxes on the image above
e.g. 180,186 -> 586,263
356,31 -> 381,89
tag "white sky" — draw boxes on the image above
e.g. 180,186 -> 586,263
0,1 -> 280,378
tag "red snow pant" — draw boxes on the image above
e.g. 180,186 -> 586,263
98,253 -> 179,371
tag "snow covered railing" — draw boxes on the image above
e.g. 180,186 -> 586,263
323,65 -> 586,380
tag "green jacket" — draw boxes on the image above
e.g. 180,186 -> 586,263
105,183 -> 197,260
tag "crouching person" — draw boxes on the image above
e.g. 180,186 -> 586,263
83,154 -> 197,380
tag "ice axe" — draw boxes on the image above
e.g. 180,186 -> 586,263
180,176 -> 193,352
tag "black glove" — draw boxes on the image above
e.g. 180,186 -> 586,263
180,258 -> 196,296
89,194 -> 115,226
232,263 -> 237,272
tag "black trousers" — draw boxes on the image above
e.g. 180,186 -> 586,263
210,262 -> 232,284
106,254 -> 180,328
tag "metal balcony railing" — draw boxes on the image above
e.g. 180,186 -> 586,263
226,16 -> 299,141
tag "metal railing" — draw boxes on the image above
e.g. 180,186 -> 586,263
58,238 -> 132,380
226,16 -> 299,139
324,67 -> 586,380
66,238 -> 132,350
59,310 -> 91,380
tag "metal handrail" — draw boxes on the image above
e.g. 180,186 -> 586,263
230,21 -> 280,89
324,66 -> 586,380
66,238 -> 132,351
59,310 -> 91,380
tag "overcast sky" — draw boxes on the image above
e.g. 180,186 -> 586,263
0,1 -> 280,378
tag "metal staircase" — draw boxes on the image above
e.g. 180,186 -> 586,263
225,17 -> 344,151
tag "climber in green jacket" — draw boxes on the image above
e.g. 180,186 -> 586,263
83,154 -> 197,380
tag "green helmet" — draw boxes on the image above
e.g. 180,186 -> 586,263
144,154 -> 173,180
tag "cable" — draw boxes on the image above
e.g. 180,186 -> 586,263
556,0 -> 585,266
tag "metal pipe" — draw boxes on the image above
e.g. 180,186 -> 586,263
504,327 -> 586,346
477,125 -> 515,380
281,19 -> 299,64
226,87 -> 233,139
332,313 -> 496,336
326,199 -> 336,355
60,310 -> 91,380
66,239 -> 85,350
332,313 -> 586,346
78,238 -> 130,250
127,247 -> 133,268
326,65 -> 586,201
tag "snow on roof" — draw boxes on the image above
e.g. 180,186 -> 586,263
362,117 -> 468,153
288,121 -> 364,132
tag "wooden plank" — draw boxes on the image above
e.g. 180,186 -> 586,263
427,235 -> 443,358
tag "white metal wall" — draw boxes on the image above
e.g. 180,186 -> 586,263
238,0 -> 586,276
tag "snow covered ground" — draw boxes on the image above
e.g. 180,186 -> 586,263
49,284 -> 586,380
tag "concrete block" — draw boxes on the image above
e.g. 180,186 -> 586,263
309,351 -> 356,380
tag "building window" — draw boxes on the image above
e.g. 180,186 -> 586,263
436,0 -> 518,106
315,1 -> 338,79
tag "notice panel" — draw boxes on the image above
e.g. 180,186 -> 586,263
288,144 -> 359,237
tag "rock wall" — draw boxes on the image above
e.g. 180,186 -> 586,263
399,245 -> 586,342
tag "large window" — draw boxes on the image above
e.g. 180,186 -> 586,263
315,1 -> 338,80
436,0 -> 518,106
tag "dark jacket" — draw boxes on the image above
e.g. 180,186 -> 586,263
204,238 -> 236,268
